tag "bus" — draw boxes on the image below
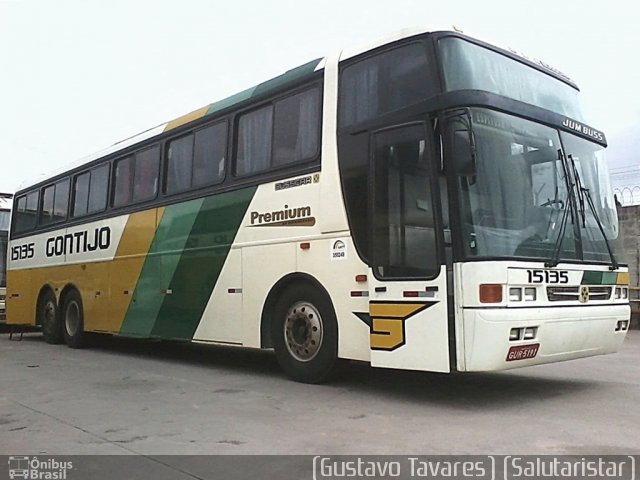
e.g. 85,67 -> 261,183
0,193 -> 12,324
7,28 -> 630,382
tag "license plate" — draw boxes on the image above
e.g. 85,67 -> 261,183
506,343 -> 540,362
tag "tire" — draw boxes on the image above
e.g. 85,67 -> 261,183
271,284 -> 338,383
38,289 -> 62,344
62,290 -> 86,348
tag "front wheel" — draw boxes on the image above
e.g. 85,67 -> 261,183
271,285 -> 338,383
62,290 -> 86,348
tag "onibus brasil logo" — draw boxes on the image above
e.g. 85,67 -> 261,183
8,456 -> 73,479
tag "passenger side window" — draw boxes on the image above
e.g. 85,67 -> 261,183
113,146 -> 160,207
273,88 -> 321,166
113,156 -> 133,207
340,43 -> 430,127
73,164 -> 109,217
40,179 -> 70,225
193,123 -> 227,187
166,122 -> 227,194
236,105 -> 273,176
88,164 -> 109,213
133,146 -> 160,202
14,191 -> 39,233
166,134 -> 194,194
235,86 -> 321,176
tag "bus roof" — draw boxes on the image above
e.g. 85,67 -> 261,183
17,26 -> 574,193
19,57 -> 325,192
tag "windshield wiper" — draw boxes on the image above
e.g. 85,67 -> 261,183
545,150 -> 575,268
545,191 -> 572,268
568,154 -> 619,270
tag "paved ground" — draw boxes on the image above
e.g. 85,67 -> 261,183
0,330 -> 638,459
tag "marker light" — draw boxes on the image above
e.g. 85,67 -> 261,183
524,287 -> 537,302
509,288 -> 522,302
480,284 -> 503,303
523,327 -> 538,340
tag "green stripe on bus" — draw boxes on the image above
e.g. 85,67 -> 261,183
150,187 -> 256,340
581,271 -> 602,285
205,58 -> 322,118
581,271 -> 618,285
119,199 -> 204,337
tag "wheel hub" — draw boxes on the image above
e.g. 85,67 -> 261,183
284,301 -> 323,362
65,301 -> 80,337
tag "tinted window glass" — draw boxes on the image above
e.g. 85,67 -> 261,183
373,125 -> 437,278
133,146 -> 160,202
113,147 -> 159,207
88,164 -> 109,214
113,156 -> 133,207
340,43 -> 430,127
14,191 -> 39,233
236,105 -> 273,176
193,123 -> 227,187
41,184 -> 55,224
167,134 -> 194,194
40,179 -> 69,225
53,179 -> 69,222
73,172 -> 90,217
439,37 -> 584,121
74,164 -> 109,217
273,88 -> 320,166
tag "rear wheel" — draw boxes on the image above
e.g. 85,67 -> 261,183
38,290 -> 62,344
62,290 -> 86,348
272,285 -> 338,383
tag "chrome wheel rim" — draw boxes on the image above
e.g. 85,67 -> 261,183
284,301 -> 323,362
65,301 -> 80,337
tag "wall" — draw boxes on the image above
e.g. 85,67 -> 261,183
617,204 -> 640,328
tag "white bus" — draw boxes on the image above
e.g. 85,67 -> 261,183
0,193 -> 12,324
7,28 -> 630,382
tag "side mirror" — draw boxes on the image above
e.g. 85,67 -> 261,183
452,128 -> 477,177
441,108 -> 477,177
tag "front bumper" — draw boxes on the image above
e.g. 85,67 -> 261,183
461,304 -> 630,371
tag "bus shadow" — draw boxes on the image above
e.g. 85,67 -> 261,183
331,361 -> 597,410
9,332 -> 599,409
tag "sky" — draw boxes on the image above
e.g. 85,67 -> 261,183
1,0 -> 639,194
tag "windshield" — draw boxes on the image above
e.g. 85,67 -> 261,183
449,108 -> 618,264
561,133 -> 619,262
439,37 -> 585,121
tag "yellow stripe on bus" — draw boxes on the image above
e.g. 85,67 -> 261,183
616,272 -> 629,286
163,106 -> 210,133
102,207 -> 164,332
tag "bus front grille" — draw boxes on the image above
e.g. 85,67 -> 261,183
546,286 -> 612,302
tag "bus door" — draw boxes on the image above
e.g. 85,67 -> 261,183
368,123 -> 451,372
